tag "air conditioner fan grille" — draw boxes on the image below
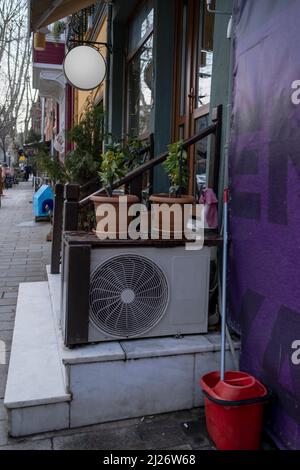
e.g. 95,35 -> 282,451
89,254 -> 169,337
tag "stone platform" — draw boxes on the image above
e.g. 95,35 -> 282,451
4,268 -> 239,437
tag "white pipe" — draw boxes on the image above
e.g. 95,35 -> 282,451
40,97 -> 45,143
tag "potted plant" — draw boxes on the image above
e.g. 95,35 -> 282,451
52,20 -> 66,42
149,141 -> 194,239
91,140 -> 140,238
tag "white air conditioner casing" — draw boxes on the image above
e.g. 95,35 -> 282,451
87,246 -> 210,342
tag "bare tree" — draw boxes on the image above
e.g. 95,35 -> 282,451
0,0 -> 23,65
0,0 -> 35,162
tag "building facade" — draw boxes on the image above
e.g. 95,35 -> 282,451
28,0 -> 300,449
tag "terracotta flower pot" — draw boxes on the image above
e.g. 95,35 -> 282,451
91,194 -> 139,239
149,193 -> 195,240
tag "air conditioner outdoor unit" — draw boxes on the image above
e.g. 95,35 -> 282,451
61,237 -> 210,348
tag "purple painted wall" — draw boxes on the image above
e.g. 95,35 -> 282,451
229,0 -> 300,449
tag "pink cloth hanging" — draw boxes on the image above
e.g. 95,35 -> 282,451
199,188 -> 218,229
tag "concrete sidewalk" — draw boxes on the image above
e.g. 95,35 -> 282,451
0,182 -> 214,450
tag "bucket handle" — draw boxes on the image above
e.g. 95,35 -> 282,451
203,389 -> 274,407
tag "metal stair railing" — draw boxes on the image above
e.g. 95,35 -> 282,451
50,105 -> 222,274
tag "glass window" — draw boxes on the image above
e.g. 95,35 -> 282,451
127,1 -> 154,136
196,4 -> 214,108
179,124 -> 185,140
128,0 -> 154,54
179,0 -> 188,116
195,114 -> 210,194
128,36 -> 154,136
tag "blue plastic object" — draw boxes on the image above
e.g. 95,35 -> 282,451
33,184 -> 54,218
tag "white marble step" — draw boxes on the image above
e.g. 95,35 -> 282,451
4,282 -> 70,410
46,266 -> 61,329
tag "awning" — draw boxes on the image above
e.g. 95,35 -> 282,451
29,0 -> 97,32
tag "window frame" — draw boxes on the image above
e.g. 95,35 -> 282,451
125,2 -> 155,137
172,0 -> 215,195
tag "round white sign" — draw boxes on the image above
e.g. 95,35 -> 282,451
63,45 -> 106,90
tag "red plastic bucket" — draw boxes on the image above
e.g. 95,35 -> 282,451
200,371 -> 271,450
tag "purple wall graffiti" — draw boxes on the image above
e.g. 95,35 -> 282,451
229,0 -> 300,450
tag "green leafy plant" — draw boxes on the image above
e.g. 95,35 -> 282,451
79,207 -> 96,232
99,143 -> 127,196
33,145 -> 67,185
64,150 -> 99,185
65,100 -> 105,185
25,128 -> 41,144
52,20 -> 66,42
163,140 -> 188,197
122,137 -> 146,170
99,138 -> 145,196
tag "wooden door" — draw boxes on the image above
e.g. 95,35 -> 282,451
173,0 -> 215,196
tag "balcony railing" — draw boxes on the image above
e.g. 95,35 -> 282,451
67,4 -> 96,49
66,1 -> 107,49
50,105 -> 222,274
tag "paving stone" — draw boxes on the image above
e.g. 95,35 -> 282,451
24,276 -> 46,282
0,313 -> 15,322
7,276 -> 28,282
9,261 -> 28,265
0,331 -> 13,341
53,426 -> 146,450
0,439 -> 52,450
3,265 -> 25,270
0,299 -> 16,306
0,287 -> 18,293
0,366 -> 8,396
3,292 -> 18,299
22,263 -> 42,269
8,258 -> 27,262
180,420 -> 212,450
0,321 -> 14,331
0,400 -> 6,420
0,420 -> 8,446
5,280 -> 25,286
168,444 -> 193,450
137,421 -> 188,449
0,306 -> 15,313
0,348 -> 12,369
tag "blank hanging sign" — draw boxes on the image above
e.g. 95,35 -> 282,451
63,45 -> 106,90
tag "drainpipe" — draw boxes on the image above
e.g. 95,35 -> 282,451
104,1 -> 113,143
40,97 -> 45,143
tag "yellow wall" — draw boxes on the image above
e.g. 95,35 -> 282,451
74,15 -> 107,123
